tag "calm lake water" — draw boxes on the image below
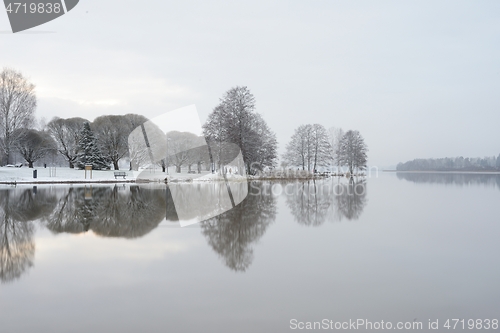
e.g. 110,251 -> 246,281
1,173 -> 499,332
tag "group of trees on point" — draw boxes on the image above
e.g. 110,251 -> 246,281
283,124 -> 368,175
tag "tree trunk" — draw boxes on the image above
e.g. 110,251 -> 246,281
5,147 -> 11,165
313,152 -> 317,172
113,161 -> 119,170
28,161 -> 33,168
176,165 -> 181,173
69,161 -> 74,169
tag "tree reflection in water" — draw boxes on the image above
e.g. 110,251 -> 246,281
335,180 -> 368,220
0,179 -> 367,282
200,182 -> 277,272
43,185 -> 167,238
0,188 -> 57,283
285,179 -> 368,226
396,172 -> 500,190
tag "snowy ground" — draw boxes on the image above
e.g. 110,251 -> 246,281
0,166 -> 136,184
0,166 -> 246,184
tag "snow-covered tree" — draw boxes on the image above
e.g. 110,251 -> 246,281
328,127 -> 344,169
337,130 -> 368,175
167,131 -> 207,173
203,86 -> 277,174
47,117 -> 87,168
283,124 -> 331,171
15,129 -> 56,168
76,122 -> 109,170
310,124 -> 332,171
93,114 -> 148,170
0,68 -> 37,165
283,124 -> 312,171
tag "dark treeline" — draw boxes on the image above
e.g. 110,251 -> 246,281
282,126 -> 369,175
397,155 -> 500,172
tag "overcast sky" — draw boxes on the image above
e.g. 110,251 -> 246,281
1,0 -> 499,167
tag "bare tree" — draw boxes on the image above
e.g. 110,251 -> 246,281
283,124 -> 330,172
123,114 -> 148,171
15,129 -> 57,168
283,124 -> 312,170
0,68 -> 36,165
249,114 -> 278,172
167,131 -> 204,173
185,141 -> 210,173
127,131 -> 152,171
127,118 -> 164,172
47,117 -> 87,168
93,115 -> 130,170
310,124 -> 332,172
203,86 -> 277,174
337,130 -> 368,175
328,127 -> 344,170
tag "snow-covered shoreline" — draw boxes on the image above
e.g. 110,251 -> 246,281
0,166 -> 342,185
0,166 -> 247,185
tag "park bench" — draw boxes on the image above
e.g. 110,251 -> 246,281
114,171 -> 127,179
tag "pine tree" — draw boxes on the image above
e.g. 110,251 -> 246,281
76,122 -> 109,170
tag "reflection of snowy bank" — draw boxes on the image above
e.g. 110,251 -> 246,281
195,173 -> 247,182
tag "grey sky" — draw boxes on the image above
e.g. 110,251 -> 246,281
1,0 -> 499,167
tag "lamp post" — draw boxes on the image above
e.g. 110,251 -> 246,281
166,136 -> 171,175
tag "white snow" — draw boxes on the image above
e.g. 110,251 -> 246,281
0,166 -> 134,183
0,166 -> 247,184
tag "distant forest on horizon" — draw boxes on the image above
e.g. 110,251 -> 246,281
397,155 -> 500,172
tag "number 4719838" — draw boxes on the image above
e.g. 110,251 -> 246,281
443,319 -> 498,330
5,2 -> 62,14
